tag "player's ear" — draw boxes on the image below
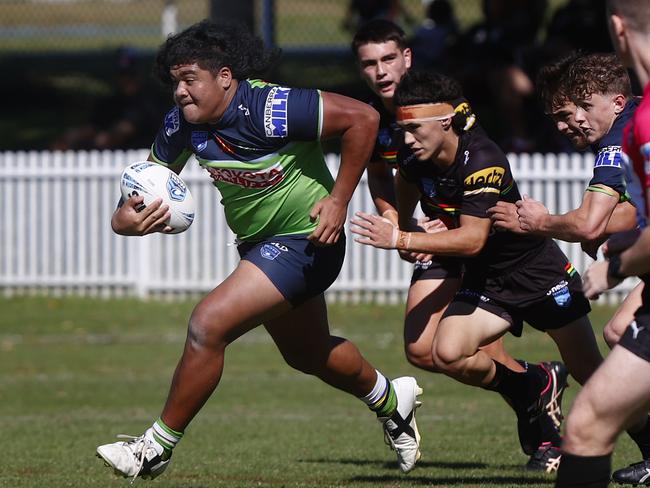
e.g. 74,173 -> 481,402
441,116 -> 453,130
613,93 -> 627,114
217,66 -> 233,89
403,47 -> 412,70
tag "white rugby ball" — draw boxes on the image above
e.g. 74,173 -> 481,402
120,161 -> 195,234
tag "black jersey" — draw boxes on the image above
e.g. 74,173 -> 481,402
398,127 -> 547,275
368,97 -> 402,168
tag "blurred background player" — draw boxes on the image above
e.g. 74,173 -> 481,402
555,0 -> 650,485
408,0 -> 459,71
95,20 -> 423,480
50,47 -> 163,151
349,48 -> 569,471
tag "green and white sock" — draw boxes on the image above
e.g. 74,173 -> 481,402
361,370 -> 397,418
151,418 -> 183,459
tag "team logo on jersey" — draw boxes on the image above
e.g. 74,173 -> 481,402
191,131 -> 209,152
547,280 -> 572,307
165,107 -> 180,137
594,145 -> 623,168
378,128 -> 392,148
463,166 -> 504,195
166,172 -> 187,202
421,178 -> 437,198
206,161 -> 285,188
260,244 -> 282,260
264,87 -> 291,137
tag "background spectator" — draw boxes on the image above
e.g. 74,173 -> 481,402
50,47 -> 164,150
408,0 -> 459,71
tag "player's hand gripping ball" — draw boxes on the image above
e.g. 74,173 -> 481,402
120,161 -> 195,234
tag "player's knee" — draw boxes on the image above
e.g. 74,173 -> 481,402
431,338 -> 464,373
405,342 -> 439,372
603,319 -> 624,348
564,406 -> 610,452
187,308 -> 229,350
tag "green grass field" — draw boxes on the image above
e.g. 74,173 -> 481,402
0,297 -> 638,487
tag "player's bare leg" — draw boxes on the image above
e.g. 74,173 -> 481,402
264,293 -> 377,395
432,304 -> 563,455
557,346 -> 650,487
404,277 -> 525,373
264,293 -> 423,472
161,261 -> 293,430
431,306 -> 512,387
97,261 -> 293,479
546,316 -> 603,386
604,282 -> 644,348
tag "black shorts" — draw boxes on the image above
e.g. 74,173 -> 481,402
411,256 -> 463,282
445,239 -> 591,337
238,233 -> 345,307
619,282 -> 650,362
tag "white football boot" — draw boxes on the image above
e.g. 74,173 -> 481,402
96,428 -> 170,481
379,376 -> 423,473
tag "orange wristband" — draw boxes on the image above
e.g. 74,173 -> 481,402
396,231 -> 411,250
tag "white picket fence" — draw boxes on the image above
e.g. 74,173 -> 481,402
0,150 -> 638,304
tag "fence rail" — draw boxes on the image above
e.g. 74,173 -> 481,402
0,150 -> 637,304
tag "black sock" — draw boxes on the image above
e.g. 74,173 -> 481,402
486,360 -> 544,409
555,452 -> 611,488
627,415 -> 650,459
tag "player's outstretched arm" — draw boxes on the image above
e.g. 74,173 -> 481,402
516,188 -> 621,242
351,211 -> 489,257
605,200 -> 637,234
487,200 -> 526,234
308,92 -> 379,246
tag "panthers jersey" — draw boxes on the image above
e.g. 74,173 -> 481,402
368,97 -> 402,168
398,127 -> 546,275
151,79 -> 334,241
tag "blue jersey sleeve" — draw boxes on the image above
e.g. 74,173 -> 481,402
285,88 -> 321,140
150,107 -> 193,170
258,86 -> 321,141
589,145 -> 626,195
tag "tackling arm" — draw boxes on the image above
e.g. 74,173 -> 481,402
605,200 -> 638,234
517,186 -> 621,242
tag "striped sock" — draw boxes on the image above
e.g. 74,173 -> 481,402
151,418 -> 183,459
361,371 -> 397,418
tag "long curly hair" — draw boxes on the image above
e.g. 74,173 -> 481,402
155,20 -> 281,85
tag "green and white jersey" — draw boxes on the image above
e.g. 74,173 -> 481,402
151,79 -> 334,241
